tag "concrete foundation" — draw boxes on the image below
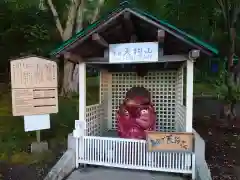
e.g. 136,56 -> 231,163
31,141 -> 48,153
67,133 -> 76,150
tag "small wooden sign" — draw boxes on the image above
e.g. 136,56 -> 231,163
146,131 -> 194,152
10,56 -> 58,116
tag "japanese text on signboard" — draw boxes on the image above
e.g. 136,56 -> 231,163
109,42 -> 159,63
10,56 -> 58,116
146,132 -> 194,152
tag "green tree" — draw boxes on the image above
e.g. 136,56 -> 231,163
0,0 -> 56,75
215,0 -> 240,120
44,0 -> 109,95
216,0 -> 240,68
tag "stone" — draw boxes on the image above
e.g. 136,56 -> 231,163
44,149 -> 76,180
31,141 -> 48,153
68,133 -> 76,150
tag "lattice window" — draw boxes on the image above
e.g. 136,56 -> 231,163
100,70 -> 111,130
176,66 -> 184,105
100,70 -> 109,104
110,71 -> 176,132
175,103 -> 186,131
175,65 -> 186,132
85,70 -> 110,136
86,104 -> 103,136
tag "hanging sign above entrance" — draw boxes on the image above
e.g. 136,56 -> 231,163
109,42 -> 159,63
10,56 -> 58,116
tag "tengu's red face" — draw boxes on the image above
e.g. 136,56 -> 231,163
117,92 -> 156,139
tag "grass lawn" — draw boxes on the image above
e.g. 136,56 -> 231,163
0,80 -> 99,165
0,96 -> 78,164
193,83 -> 216,96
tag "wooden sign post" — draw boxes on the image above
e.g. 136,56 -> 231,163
10,56 -> 58,116
146,131 -> 194,152
10,56 -> 58,152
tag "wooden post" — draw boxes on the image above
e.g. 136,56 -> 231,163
36,130 -> 41,143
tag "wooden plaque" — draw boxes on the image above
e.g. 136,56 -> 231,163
146,131 -> 194,152
10,56 -> 58,116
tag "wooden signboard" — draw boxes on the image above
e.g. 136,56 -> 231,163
10,56 -> 58,116
146,131 -> 194,152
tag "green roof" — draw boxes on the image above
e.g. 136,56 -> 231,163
50,1 -> 219,56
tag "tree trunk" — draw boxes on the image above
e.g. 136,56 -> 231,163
221,71 -> 237,123
47,0 -> 105,96
61,0 -> 105,96
61,61 -> 78,96
217,1 -> 240,123
225,27 -> 237,121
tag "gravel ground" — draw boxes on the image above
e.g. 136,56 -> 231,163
194,116 -> 240,180
0,144 -> 66,180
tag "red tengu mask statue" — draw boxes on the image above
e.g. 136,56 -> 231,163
116,87 -> 156,139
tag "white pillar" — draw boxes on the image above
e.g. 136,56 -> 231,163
186,59 -> 194,132
78,62 -> 86,123
76,62 -> 86,167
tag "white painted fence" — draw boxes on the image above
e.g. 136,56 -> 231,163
77,136 -> 196,178
71,129 -> 212,180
